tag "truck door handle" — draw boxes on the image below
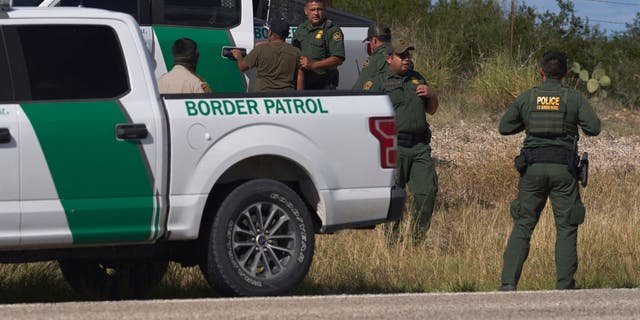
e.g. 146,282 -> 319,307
222,46 -> 247,60
116,123 -> 148,140
0,128 -> 10,144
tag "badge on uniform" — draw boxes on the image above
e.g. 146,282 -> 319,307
363,81 -> 373,91
315,30 -> 324,39
333,32 -> 343,41
411,77 -> 420,85
362,59 -> 370,68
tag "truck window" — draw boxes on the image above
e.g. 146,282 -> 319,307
58,0 -> 139,20
158,0 -> 241,28
252,0 -> 370,27
12,0 -> 44,5
0,31 -> 12,101
7,25 -> 129,101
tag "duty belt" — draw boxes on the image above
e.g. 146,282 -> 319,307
397,130 -> 431,147
523,146 -> 573,164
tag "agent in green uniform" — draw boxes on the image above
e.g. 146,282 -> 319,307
363,39 -> 439,238
352,23 -> 391,90
499,51 -> 601,291
292,0 -> 345,89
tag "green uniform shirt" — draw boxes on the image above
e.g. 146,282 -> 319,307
352,43 -> 389,90
244,41 -> 301,91
292,18 -> 345,78
499,79 -> 601,148
366,67 -> 430,134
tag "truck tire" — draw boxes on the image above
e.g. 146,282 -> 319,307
58,259 -> 168,300
201,179 -> 315,296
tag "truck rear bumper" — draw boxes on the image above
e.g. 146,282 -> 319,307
318,186 -> 406,233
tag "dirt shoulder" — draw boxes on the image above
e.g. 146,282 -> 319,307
430,119 -> 640,172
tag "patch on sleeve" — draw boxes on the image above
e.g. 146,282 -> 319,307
332,31 -> 343,41
362,59 -> 370,69
363,81 -> 373,91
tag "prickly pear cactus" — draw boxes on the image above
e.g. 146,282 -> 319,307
569,62 -> 611,102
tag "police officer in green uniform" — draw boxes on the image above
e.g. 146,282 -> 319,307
499,51 -> 601,291
352,23 -> 391,90
362,39 -> 439,237
292,0 -> 345,89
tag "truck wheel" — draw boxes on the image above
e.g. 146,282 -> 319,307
58,259 -> 168,299
201,179 -> 315,296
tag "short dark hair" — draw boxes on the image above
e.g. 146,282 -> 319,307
172,38 -> 198,61
540,51 -> 567,79
306,0 -> 325,4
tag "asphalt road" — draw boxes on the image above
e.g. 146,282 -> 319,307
0,289 -> 638,319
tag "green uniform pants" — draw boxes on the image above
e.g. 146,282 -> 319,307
396,142 -> 438,232
501,163 -> 586,289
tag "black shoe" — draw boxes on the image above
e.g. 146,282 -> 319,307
499,284 -> 517,291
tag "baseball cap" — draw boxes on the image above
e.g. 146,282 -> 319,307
363,23 -> 391,42
267,17 -> 291,38
385,38 -> 415,55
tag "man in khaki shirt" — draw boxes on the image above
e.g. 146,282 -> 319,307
158,38 -> 211,94
232,18 -> 303,91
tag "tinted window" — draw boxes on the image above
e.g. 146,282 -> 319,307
12,25 -> 129,101
161,0 -> 241,28
59,0 -> 139,20
253,0 -> 371,27
0,30 -> 12,101
13,0 -> 44,5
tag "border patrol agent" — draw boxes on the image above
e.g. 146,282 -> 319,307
353,23 -> 391,90
158,38 -> 211,94
292,0 -> 345,89
362,39 -> 439,238
499,51 -> 601,291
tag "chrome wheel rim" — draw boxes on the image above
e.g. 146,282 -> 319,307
231,202 -> 297,280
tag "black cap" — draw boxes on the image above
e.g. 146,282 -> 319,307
363,23 -> 391,42
267,17 -> 291,38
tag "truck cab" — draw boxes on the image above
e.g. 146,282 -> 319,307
16,0 -> 372,91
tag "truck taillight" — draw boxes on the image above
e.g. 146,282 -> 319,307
369,117 -> 397,168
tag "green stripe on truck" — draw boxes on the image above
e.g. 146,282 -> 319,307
21,101 -> 154,244
153,26 -> 246,93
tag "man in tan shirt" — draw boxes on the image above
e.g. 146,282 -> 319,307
158,38 -> 211,94
232,18 -> 303,91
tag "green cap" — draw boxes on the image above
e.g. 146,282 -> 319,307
363,23 -> 391,42
385,38 -> 415,55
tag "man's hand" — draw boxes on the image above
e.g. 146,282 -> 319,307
417,84 -> 439,115
299,56 -> 312,70
416,84 -> 432,98
232,49 -> 249,72
231,49 -> 243,60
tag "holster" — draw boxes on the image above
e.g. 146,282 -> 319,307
514,150 -> 528,177
578,152 -> 589,187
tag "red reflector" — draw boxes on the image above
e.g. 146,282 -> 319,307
369,117 -> 397,168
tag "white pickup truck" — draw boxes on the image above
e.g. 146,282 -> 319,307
0,6 -> 404,298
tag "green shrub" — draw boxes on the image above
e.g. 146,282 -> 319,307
469,51 -> 539,112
